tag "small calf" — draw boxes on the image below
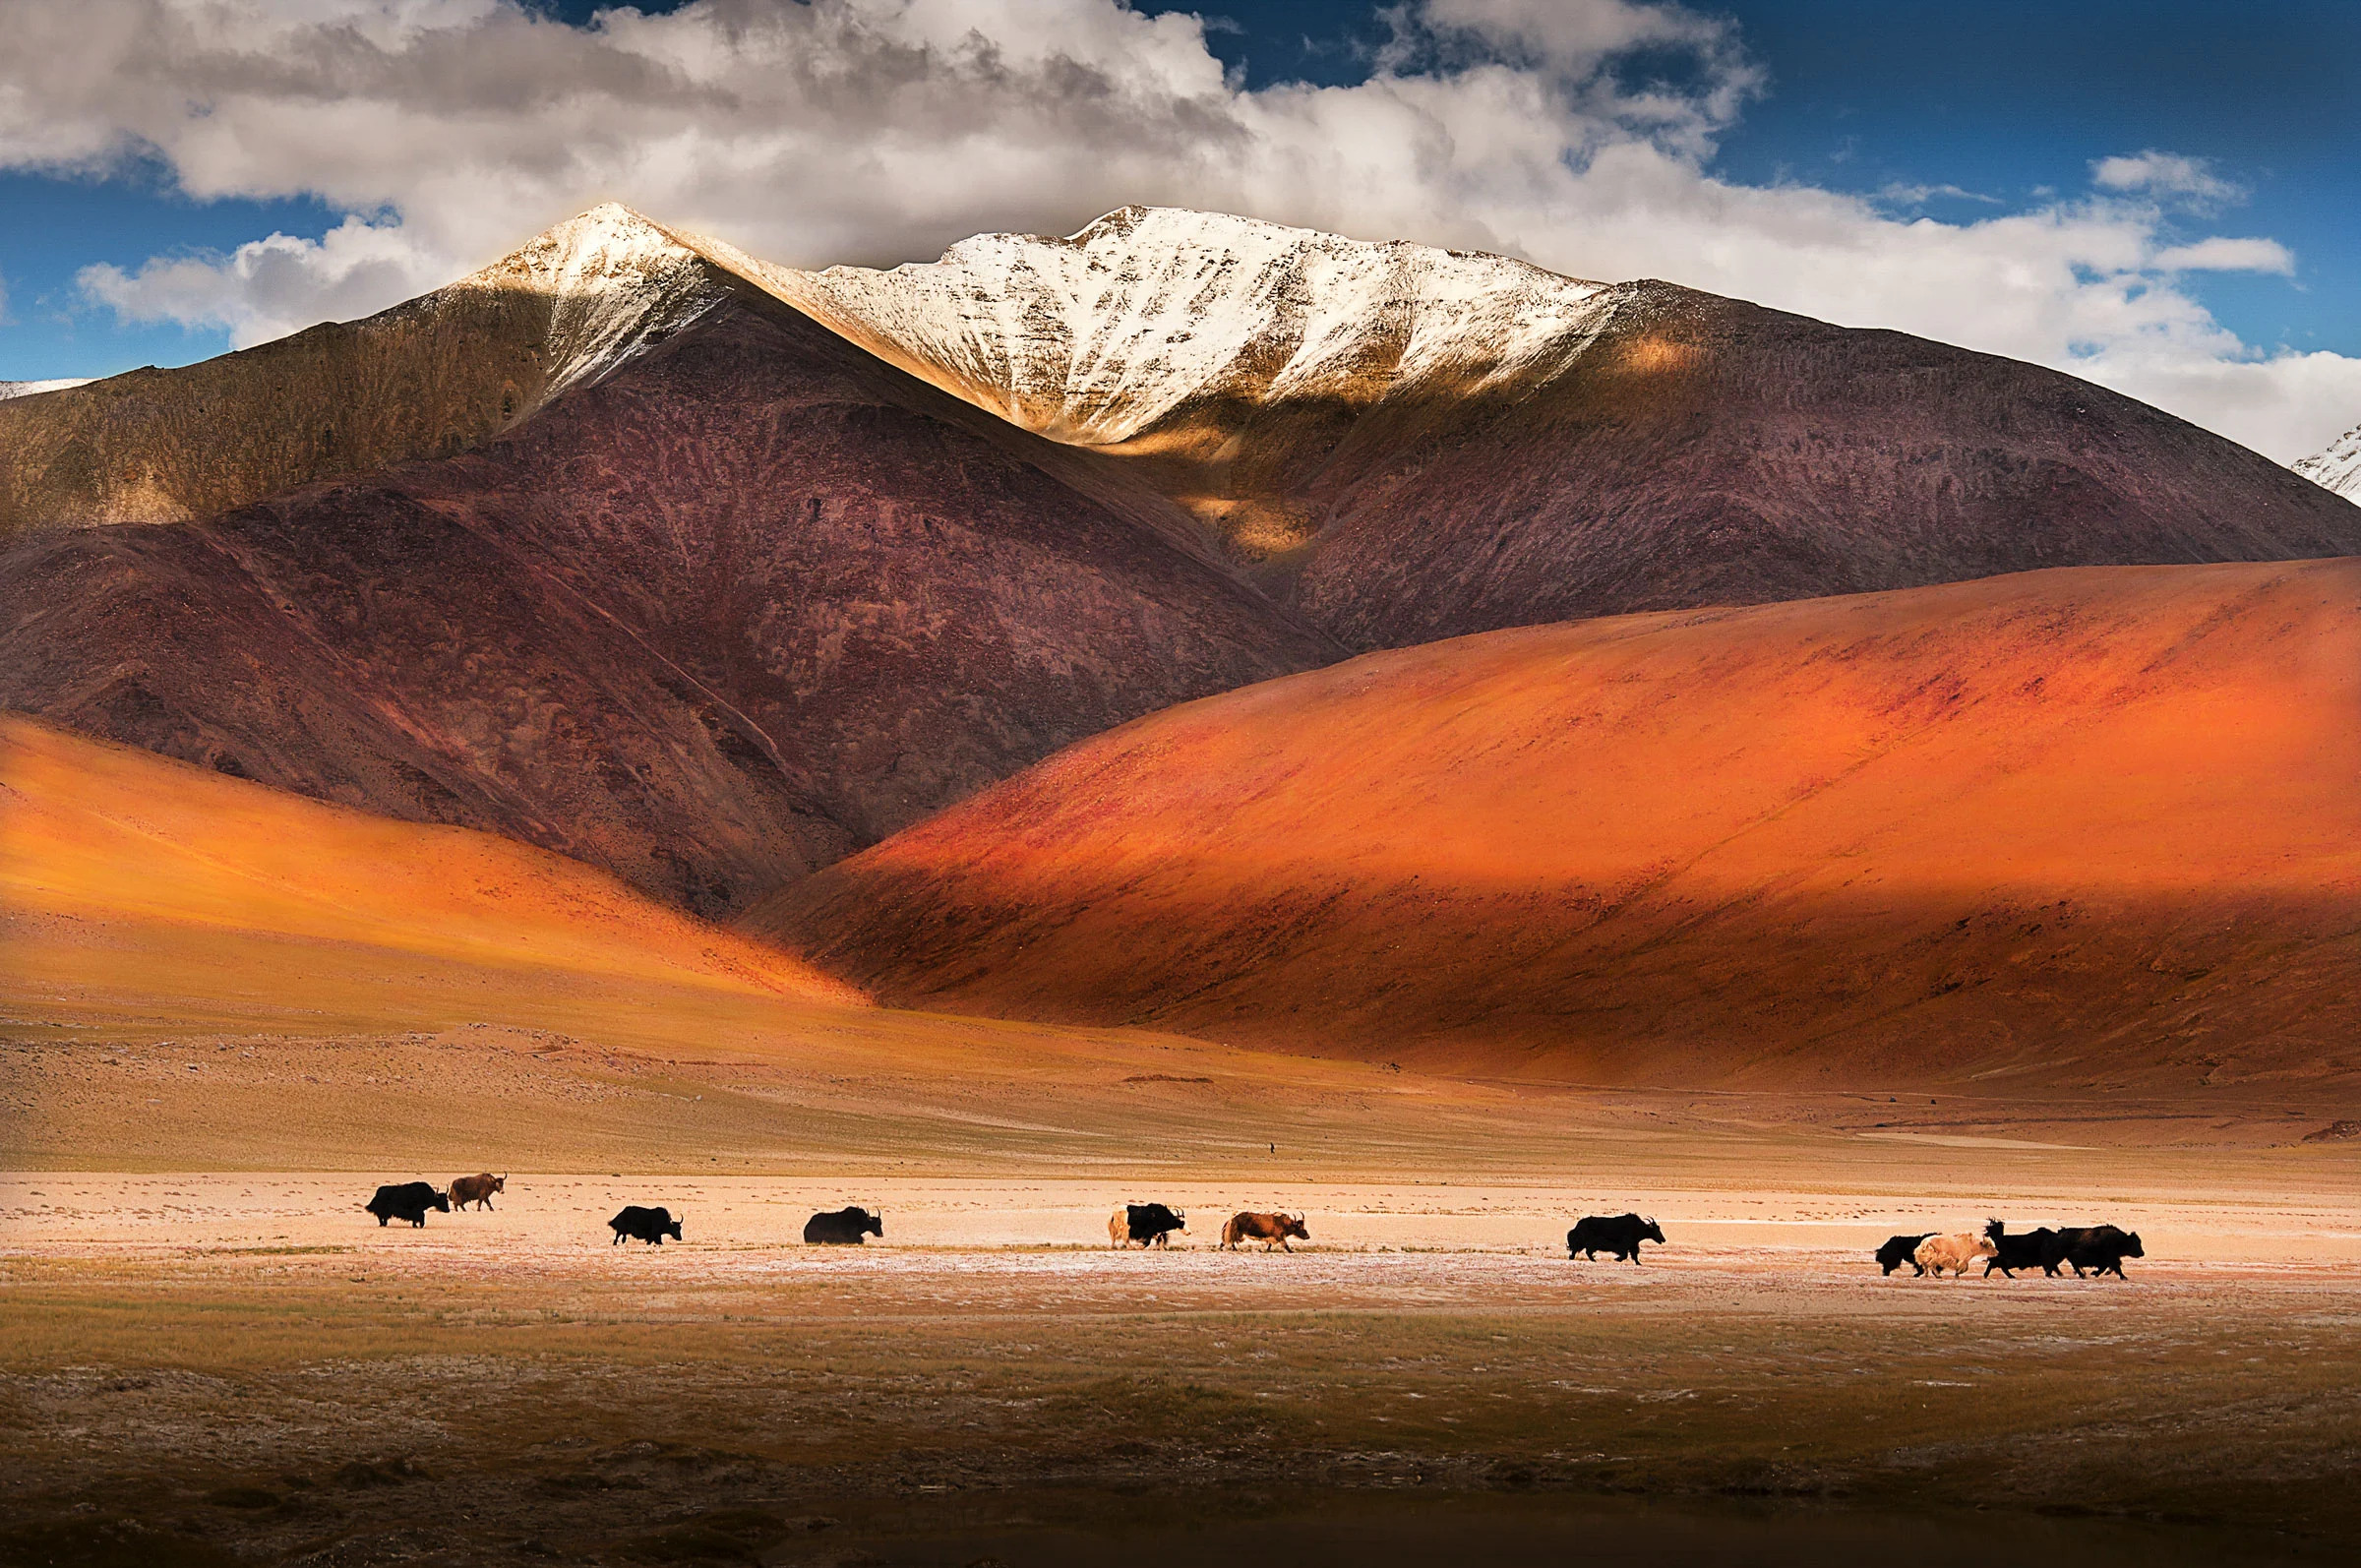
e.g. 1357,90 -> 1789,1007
1913,1231 -> 1997,1278
449,1173 -> 506,1212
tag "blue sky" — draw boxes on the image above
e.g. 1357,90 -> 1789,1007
0,172 -> 339,382
1164,0 -> 2361,361
1,0 -> 2353,457
1698,0 -> 2360,362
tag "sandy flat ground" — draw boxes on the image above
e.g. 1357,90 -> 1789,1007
3,1066 -> 2356,1568
4,1019 -> 2356,1563
4,1175 -> 2356,1566
4,1172 -> 2357,1266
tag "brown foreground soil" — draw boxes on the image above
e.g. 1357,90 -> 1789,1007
3,1092 -> 2356,1567
5,738 -> 2356,1561
2,1185 -> 2355,1566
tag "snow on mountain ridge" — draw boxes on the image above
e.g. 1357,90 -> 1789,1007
763,205 -> 1620,445
0,205 -> 756,544
0,379 -> 91,401
2295,423 -> 2361,502
196,202 -> 1619,453
458,202 -> 729,399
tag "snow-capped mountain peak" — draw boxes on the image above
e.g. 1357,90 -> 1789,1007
764,206 -> 1621,444
457,202 -> 727,398
2294,422 -> 2361,502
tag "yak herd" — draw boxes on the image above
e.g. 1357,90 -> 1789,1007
357,1179 -> 2144,1278
1879,1219 -> 2145,1280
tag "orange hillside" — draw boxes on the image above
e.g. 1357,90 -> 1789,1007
759,561 -> 2361,1095
1,717 -> 863,1032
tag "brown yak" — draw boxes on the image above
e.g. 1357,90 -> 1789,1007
1221,1211 -> 1309,1252
449,1173 -> 507,1211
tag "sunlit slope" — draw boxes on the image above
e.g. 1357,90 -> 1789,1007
0,208 -> 727,545
759,561 -> 2361,1092
0,721 -> 1559,1176
0,717 -> 861,1034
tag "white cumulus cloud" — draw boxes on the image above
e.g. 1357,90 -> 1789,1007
2148,236 -> 2295,274
78,216 -> 424,332
2091,150 -> 2245,210
0,0 -> 2352,460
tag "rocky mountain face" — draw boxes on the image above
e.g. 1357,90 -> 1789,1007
788,208 -> 2361,649
0,207 -> 723,544
0,264 -> 1336,914
757,559 -> 2361,1091
20,201 -> 2357,624
11,202 -> 2361,919
2296,422 -> 2361,501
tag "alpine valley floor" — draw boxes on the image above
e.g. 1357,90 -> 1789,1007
4,720 -> 2361,1563
2,1033 -> 2357,1565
